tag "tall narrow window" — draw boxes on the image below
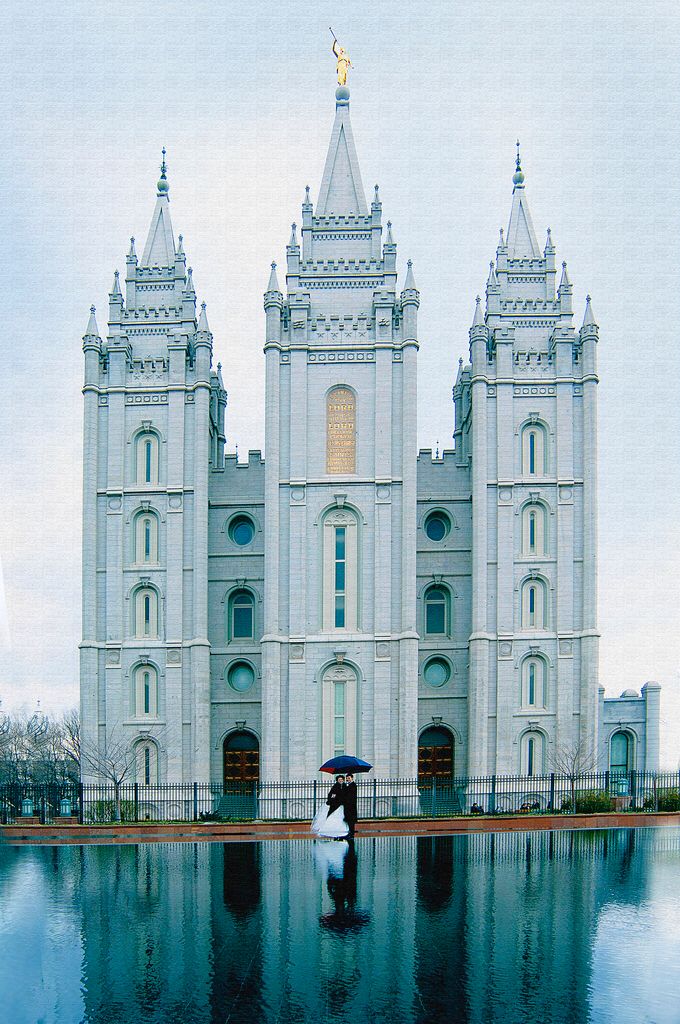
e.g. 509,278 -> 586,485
425,586 -> 448,635
522,503 -> 548,556
521,731 -> 544,776
326,387 -> 356,474
134,664 -> 158,718
135,512 -> 159,564
521,579 -> 547,629
135,741 -> 158,785
610,732 -> 631,774
522,423 -> 547,476
134,587 -> 158,638
322,664 -> 357,763
334,681 -> 346,756
322,509 -> 358,631
522,657 -> 545,708
135,432 -> 160,485
335,527 -> 346,628
229,590 -> 254,641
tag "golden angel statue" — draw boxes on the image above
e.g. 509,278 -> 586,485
331,34 -> 353,86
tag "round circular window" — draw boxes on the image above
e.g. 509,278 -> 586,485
227,661 -> 255,693
424,512 -> 450,542
229,515 -> 255,546
423,657 -> 451,687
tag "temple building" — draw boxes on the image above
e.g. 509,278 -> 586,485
79,82 -> 660,784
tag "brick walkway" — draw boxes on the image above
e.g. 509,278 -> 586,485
2,812 -> 679,845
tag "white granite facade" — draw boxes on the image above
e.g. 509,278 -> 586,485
80,91 -> 659,782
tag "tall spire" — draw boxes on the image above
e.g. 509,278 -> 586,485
140,148 -> 175,268
316,86 -> 368,216
582,294 -> 596,327
83,305 -> 100,339
267,261 -> 281,293
506,140 -> 541,258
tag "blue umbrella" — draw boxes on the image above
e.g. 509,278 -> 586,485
319,755 -> 373,774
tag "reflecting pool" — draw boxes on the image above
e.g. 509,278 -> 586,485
1,829 -> 679,1023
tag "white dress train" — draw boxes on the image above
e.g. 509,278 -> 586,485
311,801 -> 349,838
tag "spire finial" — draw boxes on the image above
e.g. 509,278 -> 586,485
128,236 -> 136,258
157,146 -> 169,195
374,184 -> 380,204
435,440 -> 440,460
512,139 -> 525,187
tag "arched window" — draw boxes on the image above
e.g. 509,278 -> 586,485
135,740 -> 159,785
424,585 -> 449,635
521,731 -> 544,777
322,508 -> 358,631
521,578 -> 548,630
134,511 -> 159,564
326,387 -> 356,474
610,731 -> 632,774
228,590 -> 255,641
133,664 -> 158,718
135,431 -> 160,486
134,587 -> 159,639
322,664 -> 358,762
521,656 -> 546,708
521,422 -> 548,476
522,503 -> 548,556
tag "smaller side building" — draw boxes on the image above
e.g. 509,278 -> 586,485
598,683 -> 661,772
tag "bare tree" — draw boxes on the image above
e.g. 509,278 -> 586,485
80,730 -> 139,821
59,708 -> 81,777
549,737 -> 601,812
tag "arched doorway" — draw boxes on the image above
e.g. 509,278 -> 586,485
223,731 -> 260,790
418,726 -> 454,782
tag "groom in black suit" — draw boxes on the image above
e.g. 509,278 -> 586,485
342,773 -> 358,837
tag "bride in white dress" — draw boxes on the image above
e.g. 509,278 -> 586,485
311,775 -> 349,838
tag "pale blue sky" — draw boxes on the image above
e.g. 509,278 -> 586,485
1,0 -> 679,763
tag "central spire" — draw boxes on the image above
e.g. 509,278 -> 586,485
316,87 -> 368,217
140,147 -> 176,268
506,140 -> 540,259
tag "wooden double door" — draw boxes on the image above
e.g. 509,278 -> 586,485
223,731 -> 259,789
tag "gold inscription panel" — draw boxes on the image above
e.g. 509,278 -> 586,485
327,387 -> 356,474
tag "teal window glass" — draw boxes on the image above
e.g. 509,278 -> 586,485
610,732 -> 629,774
144,440 -> 152,483
228,662 -> 255,693
425,587 -> 447,635
529,433 -> 536,474
528,663 -> 536,705
143,672 -> 150,715
334,527 -> 346,628
425,512 -> 449,542
423,658 -> 450,687
231,591 -> 254,639
334,682 -> 345,755
229,516 -> 255,546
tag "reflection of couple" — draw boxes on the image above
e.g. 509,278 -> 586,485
311,773 -> 358,838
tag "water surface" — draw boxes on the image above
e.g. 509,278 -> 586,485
1,829 -> 679,1024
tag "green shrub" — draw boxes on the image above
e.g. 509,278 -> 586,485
86,799 -> 137,823
561,789 -> 612,814
643,788 -> 680,812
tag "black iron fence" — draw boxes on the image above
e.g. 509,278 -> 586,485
1,770 -> 680,826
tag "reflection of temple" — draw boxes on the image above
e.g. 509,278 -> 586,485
5,830 -> 677,1021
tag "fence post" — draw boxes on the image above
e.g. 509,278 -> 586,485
252,781 -> 258,820
192,782 -> 198,822
78,782 -> 84,824
132,783 -> 138,822
312,779 -> 317,817
549,772 -> 555,812
490,775 -> 497,815
372,778 -> 377,819
431,777 -> 437,819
